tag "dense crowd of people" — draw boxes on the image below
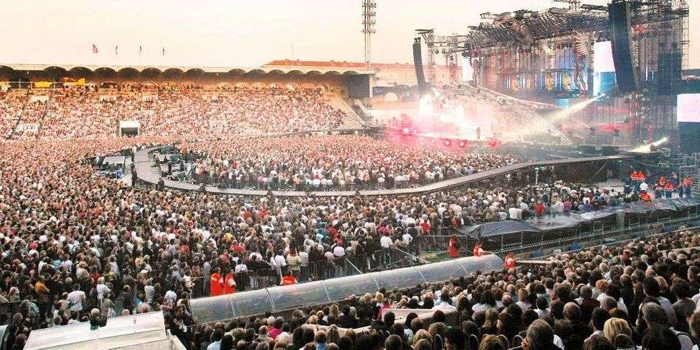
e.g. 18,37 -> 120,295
161,226 -> 700,350
175,135 -> 518,190
0,80 -> 696,350
1,83 -> 353,140
0,135 -> 648,341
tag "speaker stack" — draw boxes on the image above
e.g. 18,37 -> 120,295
608,1 -> 639,93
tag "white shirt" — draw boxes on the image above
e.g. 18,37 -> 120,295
144,285 -> 155,303
235,263 -> 248,273
207,341 -> 221,350
380,236 -> 393,248
164,290 -> 177,303
299,251 -> 309,266
271,255 -> 286,268
333,246 -> 345,257
67,290 -> 86,312
96,283 -> 111,300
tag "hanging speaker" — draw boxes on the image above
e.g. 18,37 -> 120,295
413,37 -> 427,93
608,2 -> 639,93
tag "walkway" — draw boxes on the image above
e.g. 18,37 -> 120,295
134,146 -> 633,197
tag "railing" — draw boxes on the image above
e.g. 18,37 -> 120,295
415,211 -> 700,261
192,248 -> 422,298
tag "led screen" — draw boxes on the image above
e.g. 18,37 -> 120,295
678,94 -> 700,122
594,41 -> 615,73
462,57 -> 474,82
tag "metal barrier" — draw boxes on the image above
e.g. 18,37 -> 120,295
195,249 -> 420,298
415,211 -> 700,259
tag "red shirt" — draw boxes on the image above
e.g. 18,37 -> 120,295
210,273 -> 223,296
535,203 -> 546,216
448,239 -> 460,258
420,222 -> 431,234
222,273 -> 236,294
281,275 -> 297,285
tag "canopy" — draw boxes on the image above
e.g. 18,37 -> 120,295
190,254 -> 504,323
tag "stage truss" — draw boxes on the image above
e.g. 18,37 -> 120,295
419,0 -> 689,147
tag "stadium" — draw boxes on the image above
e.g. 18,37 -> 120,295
0,1 -> 700,350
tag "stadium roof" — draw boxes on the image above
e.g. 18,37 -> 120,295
0,63 -> 373,76
266,59 -> 450,70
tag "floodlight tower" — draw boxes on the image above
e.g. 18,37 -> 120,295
362,0 -> 377,69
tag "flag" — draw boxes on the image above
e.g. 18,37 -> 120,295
115,45 -> 119,55
162,47 -> 166,56
138,45 -> 143,55
92,44 -> 99,54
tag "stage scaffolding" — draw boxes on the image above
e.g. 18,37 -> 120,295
426,0 -> 689,147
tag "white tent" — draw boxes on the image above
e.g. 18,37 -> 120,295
119,120 -> 140,136
24,312 -> 185,350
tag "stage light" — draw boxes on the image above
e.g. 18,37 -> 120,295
402,128 -> 410,135
443,139 -> 452,147
628,137 -> 669,153
419,95 -> 434,115
458,140 -> 468,148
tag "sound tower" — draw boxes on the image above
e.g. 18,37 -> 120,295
658,51 -> 682,95
413,37 -> 427,93
608,1 -> 639,93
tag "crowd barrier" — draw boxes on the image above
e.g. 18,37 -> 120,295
189,255 -> 504,323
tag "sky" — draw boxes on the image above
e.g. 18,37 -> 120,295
0,0 -> 697,69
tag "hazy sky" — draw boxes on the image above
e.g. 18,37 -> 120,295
1,0 -> 697,68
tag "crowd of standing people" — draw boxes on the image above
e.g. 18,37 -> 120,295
163,226 -> 700,350
175,135 -> 519,190
0,79 -> 695,350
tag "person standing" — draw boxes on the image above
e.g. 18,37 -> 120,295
209,268 -> 223,297
448,235 -> 460,258
222,269 -> 236,295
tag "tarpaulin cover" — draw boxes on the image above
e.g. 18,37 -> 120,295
528,214 -> 583,231
669,198 -> 700,210
578,208 -> 620,222
461,199 -> 699,237
462,220 -> 541,239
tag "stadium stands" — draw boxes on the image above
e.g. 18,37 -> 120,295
3,83 -> 359,140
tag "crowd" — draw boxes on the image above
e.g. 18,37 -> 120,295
161,226 -> 700,350
174,135 -> 519,190
1,83 -> 352,140
0,135 -> 646,343
0,82 -> 693,350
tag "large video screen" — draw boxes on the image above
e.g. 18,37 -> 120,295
594,41 -> 615,73
462,57 -> 474,82
678,94 -> 700,122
